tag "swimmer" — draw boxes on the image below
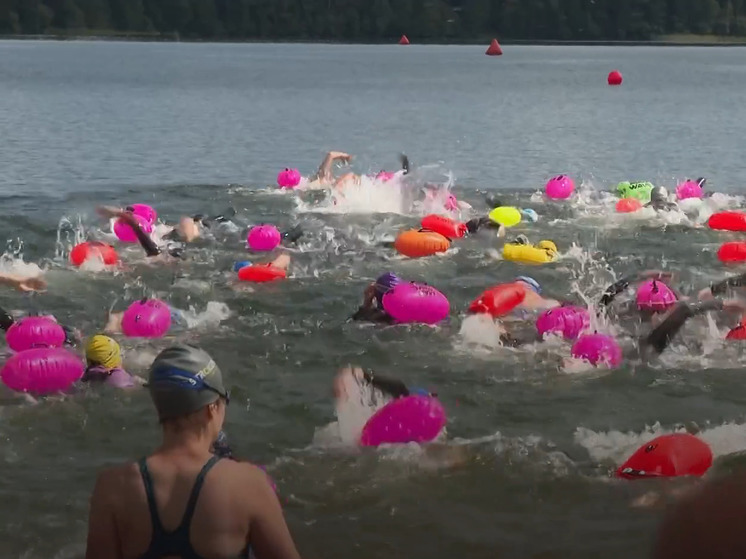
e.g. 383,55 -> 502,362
308,152 -> 409,190
97,206 -> 188,259
0,271 -> 46,293
350,272 -> 399,324
511,276 -> 561,312
0,308 -> 80,346
82,334 -> 142,389
161,208 -> 237,243
334,365 -> 433,404
645,186 -> 679,212
599,270 -> 679,320
86,344 -> 302,559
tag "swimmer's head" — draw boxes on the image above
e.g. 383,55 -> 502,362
85,334 -> 122,369
374,272 -> 401,306
409,387 -> 436,397
148,344 -> 229,423
515,276 -> 542,295
538,240 -> 558,255
650,186 -> 669,203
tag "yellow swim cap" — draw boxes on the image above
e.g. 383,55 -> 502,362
85,335 -> 122,369
538,240 -> 558,254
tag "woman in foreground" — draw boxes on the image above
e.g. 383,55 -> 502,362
85,344 -> 301,559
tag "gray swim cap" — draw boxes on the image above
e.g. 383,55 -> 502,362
147,344 -> 228,420
650,186 -> 669,203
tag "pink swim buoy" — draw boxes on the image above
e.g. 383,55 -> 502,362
1,347 -> 84,394
360,395 -> 446,447
545,175 -> 575,200
277,168 -> 301,189
6,316 -> 66,352
536,306 -> 590,340
114,214 -> 153,243
571,334 -> 622,368
636,280 -> 677,312
675,180 -> 703,201
128,203 -> 157,225
121,299 -> 172,338
382,282 -> 450,325
247,225 -> 282,252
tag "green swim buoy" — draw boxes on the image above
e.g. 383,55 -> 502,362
616,181 -> 654,203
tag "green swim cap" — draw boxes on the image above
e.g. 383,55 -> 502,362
617,181 -> 653,203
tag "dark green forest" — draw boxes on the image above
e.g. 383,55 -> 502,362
1,0 -> 745,41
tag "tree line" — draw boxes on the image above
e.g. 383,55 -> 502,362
0,0 -> 745,41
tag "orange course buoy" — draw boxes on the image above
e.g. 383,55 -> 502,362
616,198 -> 642,213
485,39 -> 502,56
399,35 -> 410,45
608,70 -> 623,86
238,264 -> 287,283
70,241 -> 118,267
394,230 -> 450,258
420,214 -> 467,239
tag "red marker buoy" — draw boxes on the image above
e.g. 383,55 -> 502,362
616,433 -> 713,480
608,70 -> 623,86
485,39 -> 502,56
399,35 -> 410,45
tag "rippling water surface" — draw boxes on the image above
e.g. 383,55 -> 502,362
2,41 -> 746,558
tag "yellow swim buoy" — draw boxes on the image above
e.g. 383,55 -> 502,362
488,206 -> 522,228
503,239 -> 558,265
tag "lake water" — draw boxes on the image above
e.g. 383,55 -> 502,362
1,41 -> 746,558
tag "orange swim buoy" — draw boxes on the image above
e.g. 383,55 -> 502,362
717,242 -> 746,263
394,230 -> 450,258
70,241 -> 118,267
468,283 -> 527,317
708,211 -> 746,232
420,214 -> 467,239
237,264 -> 287,283
615,198 -> 642,213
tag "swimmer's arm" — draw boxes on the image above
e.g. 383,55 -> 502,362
0,272 -> 46,293
85,469 -> 124,559
313,151 -> 351,182
361,370 -> 410,398
599,271 -> 672,307
709,273 -> 746,297
247,467 -> 302,559
643,300 -> 725,355
116,212 -> 161,257
362,284 -> 376,309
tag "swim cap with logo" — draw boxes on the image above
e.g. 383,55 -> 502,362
374,272 -> 401,306
147,344 -> 228,420
85,335 -> 122,369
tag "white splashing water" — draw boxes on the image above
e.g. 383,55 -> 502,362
575,421 -> 746,466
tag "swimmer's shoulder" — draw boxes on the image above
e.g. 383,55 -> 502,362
91,461 -> 146,509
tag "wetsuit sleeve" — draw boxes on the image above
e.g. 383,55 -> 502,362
351,306 -> 395,324
711,273 -> 746,296
643,300 -> 724,354
118,213 -> 160,257
465,216 -> 497,234
0,306 -> 15,331
600,277 -> 632,307
361,371 -> 410,399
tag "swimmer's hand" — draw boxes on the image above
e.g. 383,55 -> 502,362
723,299 -> 746,314
16,276 -> 47,293
329,151 -> 352,163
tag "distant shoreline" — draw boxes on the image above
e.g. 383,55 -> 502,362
2,33 -> 746,47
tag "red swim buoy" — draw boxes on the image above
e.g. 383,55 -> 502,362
237,264 -> 287,283
468,283 -> 527,318
726,321 -> 746,340
398,35 -> 409,45
708,211 -> 746,232
420,214 -> 467,239
485,39 -> 502,56
616,197 -> 643,213
608,70 -> 623,86
616,433 -> 712,480
717,242 -> 746,263
70,241 -> 118,267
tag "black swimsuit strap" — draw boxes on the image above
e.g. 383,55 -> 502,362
178,455 -> 222,532
138,457 -> 165,537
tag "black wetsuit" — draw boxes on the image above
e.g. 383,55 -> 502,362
642,299 -> 725,355
360,370 -> 411,399
137,456 -> 249,559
